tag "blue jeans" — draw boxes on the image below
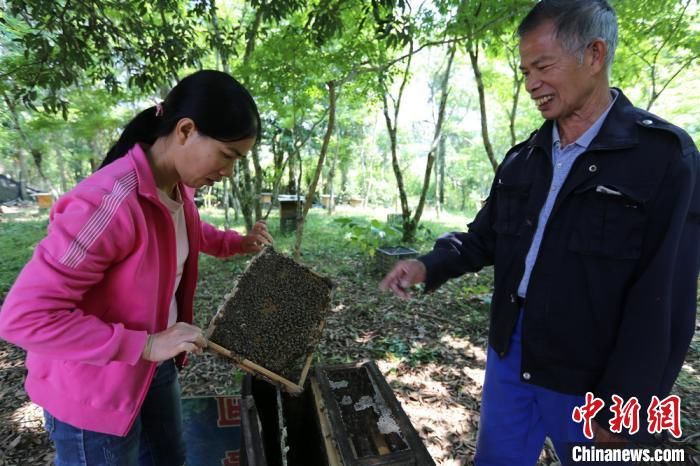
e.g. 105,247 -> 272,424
474,311 -> 592,466
44,359 -> 186,466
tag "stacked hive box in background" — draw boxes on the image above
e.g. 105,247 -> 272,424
278,195 -> 304,234
374,246 -> 418,276
208,247 -> 334,381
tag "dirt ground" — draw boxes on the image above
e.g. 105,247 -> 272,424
0,249 -> 698,465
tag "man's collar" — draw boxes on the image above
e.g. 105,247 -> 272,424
552,89 -> 619,150
532,88 -> 637,153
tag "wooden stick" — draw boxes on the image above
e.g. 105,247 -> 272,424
276,388 -> 288,465
207,340 -> 303,395
371,430 -> 391,455
207,340 -> 235,358
412,310 -> 453,325
297,352 -> 314,387
310,378 -> 343,466
205,305 -> 227,339
297,318 -> 326,387
239,359 -> 303,395
307,267 -> 334,288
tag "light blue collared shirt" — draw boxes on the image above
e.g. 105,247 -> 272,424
517,90 -> 619,297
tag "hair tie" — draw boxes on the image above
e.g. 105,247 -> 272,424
155,102 -> 164,117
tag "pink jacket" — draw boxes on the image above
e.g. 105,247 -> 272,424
0,144 -> 243,436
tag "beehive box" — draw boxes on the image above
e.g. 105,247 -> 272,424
239,361 -> 435,466
312,360 -> 435,465
207,246 -> 334,393
374,246 -> 418,276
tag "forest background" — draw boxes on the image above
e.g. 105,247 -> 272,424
1,0 -> 698,251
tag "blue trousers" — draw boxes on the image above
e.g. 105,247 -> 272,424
44,359 -> 186,466
474,312 -> 590,466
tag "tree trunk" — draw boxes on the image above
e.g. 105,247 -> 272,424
223,176 -> 230,229
4,92 -> 29,199
238,158 -> 255,231
340,162 -> 348,195
327,136 -> 339,215
243,8 -> 264,222
383,104 -> 411,239
231,161 -> 254,232
31,148 -> 56,193
271,134 -> 285,180
209,0 -> 229,72
210,0 -> 233,226
412,44 -> 456,235
468,43 -> 498,172
293,81 -> 336,260
56,148 -> 68,194
244,8 -> 264,61
262,148 -> 291,220
434,150 -> 440,219
287,151 -> 296,194
88,140 -> 99,174
229,174 -> 242,221
15,150 -> 28,200
505,41 -> 524,147
364,178 -> 373,208
251,146 -> 263,220
215,2 -> 264,230
381,40 -> 414,242
438,136 -> 446,205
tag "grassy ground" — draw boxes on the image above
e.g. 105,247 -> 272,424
0,205 -> 698,465
0,212 -> 47,299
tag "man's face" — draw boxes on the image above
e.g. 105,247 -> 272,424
519,20 -> 596,121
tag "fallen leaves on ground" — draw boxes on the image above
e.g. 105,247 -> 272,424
1,249 -> 698,465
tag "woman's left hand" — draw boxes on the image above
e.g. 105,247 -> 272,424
240,220 -> 273,254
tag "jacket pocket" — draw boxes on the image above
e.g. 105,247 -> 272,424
493,183 -> 531,235
569,184 -> 649,259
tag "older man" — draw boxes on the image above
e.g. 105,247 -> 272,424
380,0 -> 699,464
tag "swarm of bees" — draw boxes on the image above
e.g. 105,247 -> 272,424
208,246 -> 334,378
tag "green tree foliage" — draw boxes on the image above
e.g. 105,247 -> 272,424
0,0 -> 697,251
2,0 -> 211,113
614,0 -> 699,110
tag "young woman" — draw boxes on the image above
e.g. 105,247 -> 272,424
0,70 -> 273,465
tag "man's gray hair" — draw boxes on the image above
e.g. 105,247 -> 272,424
517,0 -> 618,72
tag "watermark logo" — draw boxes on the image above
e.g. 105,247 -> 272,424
572,392 -> 682,439
572,392 -> 605,439
609,395 -> 640,435
647,395 -> 682,438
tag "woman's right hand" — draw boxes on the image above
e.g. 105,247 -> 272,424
142,322 -> 208,362
239,220 -> 273,254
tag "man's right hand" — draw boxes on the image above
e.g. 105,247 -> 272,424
379,259 -> 426,299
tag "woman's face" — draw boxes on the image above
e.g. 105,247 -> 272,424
174,123 -> 255,189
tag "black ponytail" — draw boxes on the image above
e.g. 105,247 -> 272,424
100,106 -> 161,169
100,70 -> 260,169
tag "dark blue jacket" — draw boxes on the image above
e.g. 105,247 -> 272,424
419,90 -> 699,439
